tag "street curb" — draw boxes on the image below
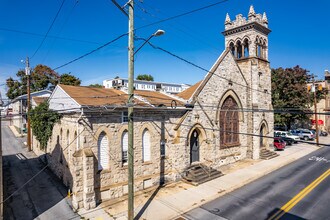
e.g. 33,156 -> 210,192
8,125 -> 25,138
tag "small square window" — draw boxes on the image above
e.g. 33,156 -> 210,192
122,112 -> 128,123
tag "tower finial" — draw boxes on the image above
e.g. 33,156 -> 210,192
225,13 -> 231,24
262,12 -> 268,24
248,5 -> 256,19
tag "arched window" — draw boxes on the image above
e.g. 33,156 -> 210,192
243,39 -> 249,57
229,42 -> 235,56
220,96 -> 239,147
142,129 -> 151,162
97,132 -> 109,170
236,40 -> 242,58
122,131 -> 128,165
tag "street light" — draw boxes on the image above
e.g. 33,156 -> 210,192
134,29 -> 165,55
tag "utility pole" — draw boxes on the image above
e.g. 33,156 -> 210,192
26,57 -> 32,151
127,1 -> 135,219
312,75 -> 319,146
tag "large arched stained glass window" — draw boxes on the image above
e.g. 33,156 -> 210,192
220,96 -> 239,147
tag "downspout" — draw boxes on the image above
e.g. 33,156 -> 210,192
76,108 -> 84,150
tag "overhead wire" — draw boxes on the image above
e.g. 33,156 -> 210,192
53,33 -> 128,70
0,27 -> 101,45
30,0 -> 67,59
42,0 -> 80,63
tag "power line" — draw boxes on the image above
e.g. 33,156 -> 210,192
0,27 -> 101,45
53,33 -> 128,70
30,0 -> 67,59
135,0 -> 229,31
42,0 -> 80,63
145,41 -> 271,95
52,0 -> 229,70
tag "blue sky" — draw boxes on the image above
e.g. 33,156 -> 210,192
1,0 -> 330,99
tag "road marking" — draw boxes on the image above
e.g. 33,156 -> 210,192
268,168 -> 330,220
309,156 -> 330,163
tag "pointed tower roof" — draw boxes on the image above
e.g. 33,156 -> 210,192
262,12 -> 268,23
225,13 -> 231,24
248,5 -> 256,18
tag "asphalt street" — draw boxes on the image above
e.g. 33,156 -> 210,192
184,144 -> 330,220
2,120 -> 80,220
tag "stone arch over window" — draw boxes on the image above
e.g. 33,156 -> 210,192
142,129 -> 151,162
216,90 -> 244,123
97,131 -> 109,170
219,96 -> 239,147
121,130 -> 128,165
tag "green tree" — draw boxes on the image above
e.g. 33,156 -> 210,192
29,101 -> 61,150
60,73 -> 81,86
6,64 -> 60,99
136,74 -> 154,81
271,66 -> 312,129
88,83 -> 103,88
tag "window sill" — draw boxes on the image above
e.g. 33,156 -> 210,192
221,142 -> 240,148
142,161 -> 152,165
98,169 -> 111,174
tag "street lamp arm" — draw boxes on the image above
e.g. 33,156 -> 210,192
134,35 -> 154,55
134,29 -> 165,55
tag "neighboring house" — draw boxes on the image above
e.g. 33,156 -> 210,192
32,6 -> 273,211
11,90 -> 52,133
308,70 -> 330,132
103,78 -> 190,94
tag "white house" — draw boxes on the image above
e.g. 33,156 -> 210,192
103,78 -> 190,94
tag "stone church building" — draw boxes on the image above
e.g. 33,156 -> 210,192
32,6 -> 273,210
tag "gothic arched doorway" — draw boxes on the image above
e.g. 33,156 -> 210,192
260,124 -> 266,148
190,129 -> 200,163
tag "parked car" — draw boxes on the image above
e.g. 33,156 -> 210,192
290,129 -> 315,141
274,137 -> 286,151
275,131 -> 300,144
320,131 -> 328,136
310,129 -> 328,137
274,131 -> 294,145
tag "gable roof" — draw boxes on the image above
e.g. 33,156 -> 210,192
187,49 -> 247,104
57,84 -> 185,109
32,96 -> 48,106
12,89 -> 52,102
176,80 -> 202,100
59,84 -> 127,106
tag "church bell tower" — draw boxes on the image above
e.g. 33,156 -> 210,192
222,6 -> 273,159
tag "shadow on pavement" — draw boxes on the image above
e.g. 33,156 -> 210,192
267,208 -> 307,220
3,154 -> 74,220
134,186 -> 162,220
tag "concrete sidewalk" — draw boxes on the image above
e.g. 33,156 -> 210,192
81,141 -> 324,220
